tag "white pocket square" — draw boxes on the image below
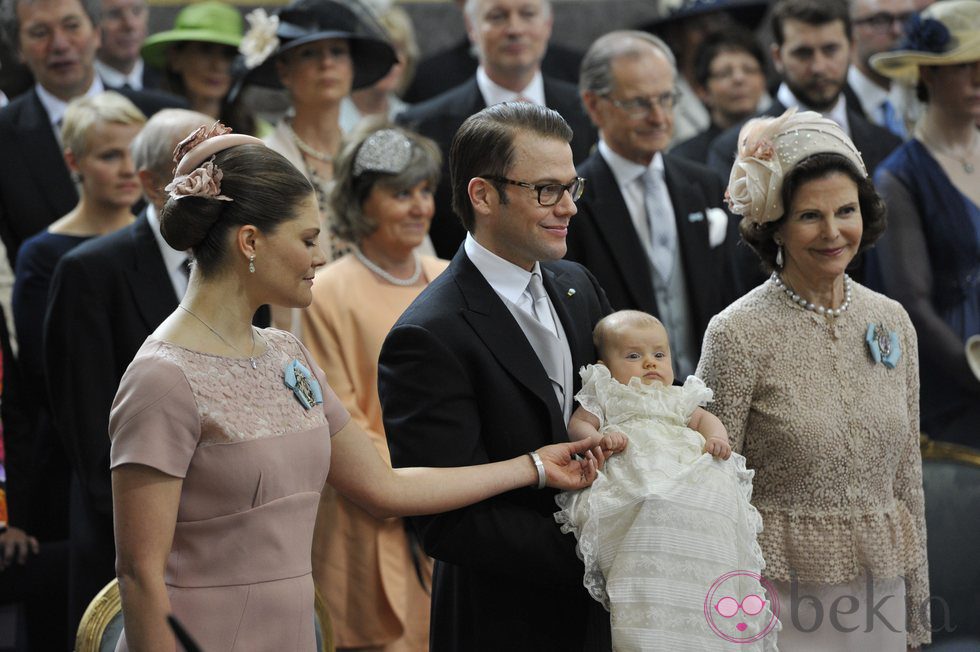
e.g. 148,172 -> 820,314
706,207 -> 728,248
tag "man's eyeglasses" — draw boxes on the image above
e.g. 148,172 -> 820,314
853,11 -> 914,32
484,176 -> 585,206
603,90 -> 681,119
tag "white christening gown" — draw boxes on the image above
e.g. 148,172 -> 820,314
555,365 -> 779,651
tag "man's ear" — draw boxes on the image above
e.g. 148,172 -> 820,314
770,42 -> 784,76
139,169 -> 165,208
581,90 -> 603,130
468,176 -> 495,216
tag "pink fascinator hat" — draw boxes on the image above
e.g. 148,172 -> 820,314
726,108 -> 867,225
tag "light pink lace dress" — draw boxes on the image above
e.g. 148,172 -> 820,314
109,329 -> 350,652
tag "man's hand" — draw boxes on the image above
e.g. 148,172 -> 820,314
0,527 -> 39,571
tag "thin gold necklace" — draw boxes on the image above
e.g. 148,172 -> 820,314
178,304 -> 259,369
917,126 -> 979,174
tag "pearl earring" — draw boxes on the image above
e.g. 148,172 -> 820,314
775,244 -> 784,269
248,255 -> 255,274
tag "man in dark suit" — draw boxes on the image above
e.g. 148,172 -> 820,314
379,102 -> 612,652
397,0 -> 596,258
705,0 -> 902,181
403,0 -> 582,103
0,0 -> 181,267
568,30 -> 741,379
43,108 -> 210,633
94,0 -> 162,92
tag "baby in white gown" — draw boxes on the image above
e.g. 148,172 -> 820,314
555,311 -> 778,651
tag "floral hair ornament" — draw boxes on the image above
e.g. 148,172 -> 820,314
352,129 -> 414,177
165,122 -> 266,201
240,8 -> 280,69
726,108 -> 867,225
866,323 -> 901,369
284,359 -> 323,410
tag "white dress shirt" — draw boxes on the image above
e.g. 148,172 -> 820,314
95,58 -> 146,90
36,77 -> 105,143
146,204 -> 190,299
476,67 -> 545,107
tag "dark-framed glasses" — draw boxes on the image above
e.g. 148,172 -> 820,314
485,176 -> 586,206
853,11 -> 915,32
604,90 -> 681,119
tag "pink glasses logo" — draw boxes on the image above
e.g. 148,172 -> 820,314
704,571 -> 780,644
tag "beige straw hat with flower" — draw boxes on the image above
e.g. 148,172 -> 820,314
870,0 -> 980,85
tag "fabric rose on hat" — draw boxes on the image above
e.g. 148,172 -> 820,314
240,9 -> 280,69
165,157 -> 232,201
172,122 -> 233,163
726,110 -> 795,224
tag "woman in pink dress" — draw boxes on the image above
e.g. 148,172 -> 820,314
108,123 -> 602,652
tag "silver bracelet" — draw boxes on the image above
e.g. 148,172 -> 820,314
528,450 -> 546,489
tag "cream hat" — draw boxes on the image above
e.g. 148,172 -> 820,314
726,108 -> 867,225
967,335 -> 980,383
870,0 -> 980,85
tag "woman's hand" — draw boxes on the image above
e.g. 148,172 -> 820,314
0,527 -> 39,571
536,438 -> 599,490
704,436 -> 732,460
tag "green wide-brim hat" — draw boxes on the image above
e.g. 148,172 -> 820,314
870,0 -> 980,85
142,1 -> 244,70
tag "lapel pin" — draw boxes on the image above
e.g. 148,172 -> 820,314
567,288 -> 576,297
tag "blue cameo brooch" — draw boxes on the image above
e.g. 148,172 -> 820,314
284,359 -> 323,409
866,323 -> 901,369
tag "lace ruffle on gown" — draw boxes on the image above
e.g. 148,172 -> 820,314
555,365 -> 778,651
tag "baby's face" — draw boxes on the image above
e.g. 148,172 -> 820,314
602,322 -> 674,387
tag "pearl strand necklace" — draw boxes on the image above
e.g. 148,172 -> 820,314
353,246 -> 422,286
770,272 -> 853,317
283,119 -> 334,163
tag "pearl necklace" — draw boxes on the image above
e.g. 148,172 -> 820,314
353,246 -> 422,286
770,272 -> 853,317
179,304 -> 259,369
283,119 -> 334,163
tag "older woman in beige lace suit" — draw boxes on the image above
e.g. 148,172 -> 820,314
696,109 -> 930,651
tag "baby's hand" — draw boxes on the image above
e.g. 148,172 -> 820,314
704,437 -> 732,460
600,431 -> 628,456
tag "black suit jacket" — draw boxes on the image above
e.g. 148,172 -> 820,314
44,215 -> 177,521
379,249 -> 612,652
403,39 -> 584,103
0,87 -> 184,266
397,77 -> 597,258
43,214 -> 177,629
566,151 -> 742,362
705,99 -> 903,182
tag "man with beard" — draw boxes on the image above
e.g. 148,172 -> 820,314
706,0 -> 901,181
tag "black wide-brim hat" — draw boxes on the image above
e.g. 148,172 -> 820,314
644,0 -> 771,33
233,0 -> 397,93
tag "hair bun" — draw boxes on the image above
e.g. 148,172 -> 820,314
159,195 -> 225,251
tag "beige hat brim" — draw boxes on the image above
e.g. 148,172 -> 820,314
967,335 -> 980,383
871,33 -> 980,84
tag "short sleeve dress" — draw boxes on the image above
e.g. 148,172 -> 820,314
555,365 -> 777,652
109,329 -> 350,652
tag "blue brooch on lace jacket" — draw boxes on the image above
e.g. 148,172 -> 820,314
284,359 -> 323,409
866,324 -> 901,369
